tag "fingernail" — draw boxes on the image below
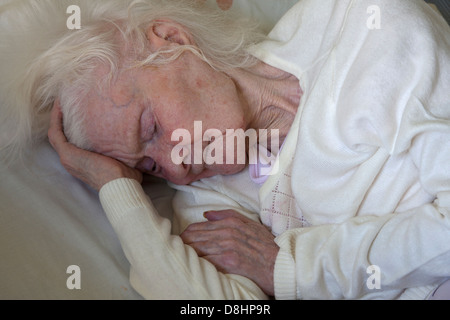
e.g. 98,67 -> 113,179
203,211 -> 214,218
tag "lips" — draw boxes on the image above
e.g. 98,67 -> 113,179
138,157 -> 161,175
150,160 -> 161,174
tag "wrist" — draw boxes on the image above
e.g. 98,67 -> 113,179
99,178 -> 151,220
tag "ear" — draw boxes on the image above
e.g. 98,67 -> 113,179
146,19 -> 195,51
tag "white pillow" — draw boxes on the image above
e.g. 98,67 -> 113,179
205,0 -> 299,33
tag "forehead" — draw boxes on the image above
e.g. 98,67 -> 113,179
84,66 -> 142,154
95,65 -> 138,107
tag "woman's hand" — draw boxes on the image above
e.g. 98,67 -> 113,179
180,209 -> 279,296
48,101 -> 143,191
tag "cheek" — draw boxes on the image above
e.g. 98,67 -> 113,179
155,77 -> 244,135
190,74 -> 244,128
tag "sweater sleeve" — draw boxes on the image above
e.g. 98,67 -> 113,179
274,91 -> 450,300
274,191 -> 450,300
274,118 -> 450,299
99,178 -> 267,300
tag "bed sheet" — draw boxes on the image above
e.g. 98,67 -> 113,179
0,140 -> 177,299
0,0 -> 297,300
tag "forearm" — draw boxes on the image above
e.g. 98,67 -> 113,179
99,178 -> 268,300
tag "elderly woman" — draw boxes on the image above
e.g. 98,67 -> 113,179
3,0 -> 450,299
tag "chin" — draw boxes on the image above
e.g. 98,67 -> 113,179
214,163 -> 247,176
166,164 -> 247,185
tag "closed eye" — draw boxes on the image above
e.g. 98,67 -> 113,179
140,106 -> 157,142
145,121 -> 156,141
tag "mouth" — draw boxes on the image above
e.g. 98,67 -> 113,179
150,161 -> 160,174
137,157 -> 161,175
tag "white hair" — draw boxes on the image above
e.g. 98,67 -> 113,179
0,0 -> 265,164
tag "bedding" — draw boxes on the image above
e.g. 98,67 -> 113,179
0,0 -> 446,300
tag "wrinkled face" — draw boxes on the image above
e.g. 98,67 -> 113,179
84,50 -> 248,185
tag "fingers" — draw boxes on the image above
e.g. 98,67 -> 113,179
180,209 -> 273,253
48,100 -> 85,165
181,211 -> 251,241
180,210 -> 278,296
180,211 -> 247,252
203,209 -> 253,222
182,210 -> 262,239
48,100 -> 68,152
182,233 -> 253,274
181,225 -> 244,245
49,100 -> 63,133
201,251 -> 243,274
185,240 -> 226,257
